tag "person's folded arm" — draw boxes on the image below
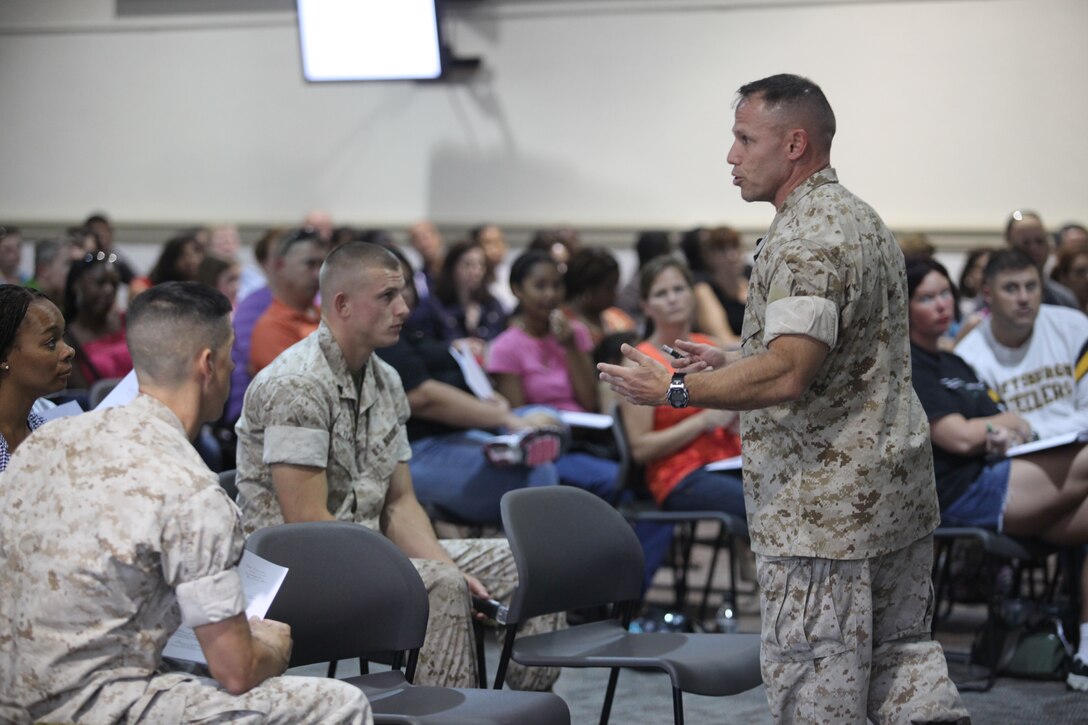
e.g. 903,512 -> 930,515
406,379 -> 515,431
194,614 -> 291,695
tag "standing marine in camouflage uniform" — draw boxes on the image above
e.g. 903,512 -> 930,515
236,241 -> 560,691
0,282 -> 370,724
599,74 -> 969,723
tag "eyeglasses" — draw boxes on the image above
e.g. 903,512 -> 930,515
83,251 -> 117,264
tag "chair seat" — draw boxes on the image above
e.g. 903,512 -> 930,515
933,526 -> 1047,561
510,619 -> 763,697
343,670 -> 570,725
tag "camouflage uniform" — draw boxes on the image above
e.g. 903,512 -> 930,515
741,168 -> 967,723
0,394 -> 370,725
237,322 -> 560,690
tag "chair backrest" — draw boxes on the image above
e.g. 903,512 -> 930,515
500,486 -> 645,624
244,521 -> 430,668
609,401 -> 649,500
217,469 -> 239,501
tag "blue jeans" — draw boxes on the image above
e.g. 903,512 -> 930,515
410,432 -> 558,525
662,468 -> 746,518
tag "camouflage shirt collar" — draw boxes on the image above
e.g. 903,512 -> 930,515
131,393 -> 188,438
766,166 -> 839,241
315,320 -> 376,407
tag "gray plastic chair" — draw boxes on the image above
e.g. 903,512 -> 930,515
495,486 -> 762,725
245,522 -> 570,725
217,469 -> 238,501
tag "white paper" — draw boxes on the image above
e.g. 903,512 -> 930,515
557,410 -> 614,430
1006,429 -> 1088,458
37,400 -> 83,422
704,455 -> 744,472
162,550 -> 289,664
95,370 -> 139,410
448,344 -> 494,400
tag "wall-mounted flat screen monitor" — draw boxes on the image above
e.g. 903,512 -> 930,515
297,0 -> 443,82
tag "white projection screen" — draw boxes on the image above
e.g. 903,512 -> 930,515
297,0 -> 442,82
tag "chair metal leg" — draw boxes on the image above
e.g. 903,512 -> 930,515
328,660 -> 338,677
473,619 -> 488,688
698,524 -> 728,623
672,686 -> 684,725
599,667 -> 621,725
493,625 -> 518,688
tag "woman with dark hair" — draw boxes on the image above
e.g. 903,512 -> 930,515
409,238 -> 507,359
562,246 -> 635,347
621,256 -> 745,515
197,255 -> 242,312
63,252 -> 132,388
690,226 -> 746,347
906,255 -> 1088,689
148,232 -> 205,286
0,285 -> 74,470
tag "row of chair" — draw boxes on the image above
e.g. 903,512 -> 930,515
248,486 -> 763,725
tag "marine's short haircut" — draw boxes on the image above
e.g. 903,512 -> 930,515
737,73 -> 836,150
982,249 -> 1039,285
0,284 -> 47,360
126,281 -> 232,385
318,242 -> 402,308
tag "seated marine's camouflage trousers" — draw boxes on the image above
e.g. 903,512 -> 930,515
412,538 -> 563,690
756,534 -> 970,724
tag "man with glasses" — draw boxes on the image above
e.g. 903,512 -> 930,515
248,227 -> 327,375
1005,209 -> 1081,309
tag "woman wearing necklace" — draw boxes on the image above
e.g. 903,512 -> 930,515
0,285 -> 75,471
620,256 -> 746,516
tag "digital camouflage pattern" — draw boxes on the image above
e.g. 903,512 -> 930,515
0,394 -> 370,724
740,167 -> 941,560
757,534 -> 968,723
236,322 -> 560,690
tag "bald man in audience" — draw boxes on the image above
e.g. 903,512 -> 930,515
235,242 -> 561,691
0,282 -> 370,724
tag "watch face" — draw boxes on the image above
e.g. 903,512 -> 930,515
667,383 -> 689,408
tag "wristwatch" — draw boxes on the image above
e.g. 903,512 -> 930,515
666,373 -> 689,409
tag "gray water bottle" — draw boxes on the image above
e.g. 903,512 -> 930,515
715,604 -> 739,633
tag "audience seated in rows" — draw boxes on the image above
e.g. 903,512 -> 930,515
0,285 -> 74,472
375,245 -> 561,525
0,282 -> 370,723
235,242 -> 563,691
905,256 -> 1088,691
955,249 -> 1088,439
248,227 -> 325,376
63,251 -> 132,388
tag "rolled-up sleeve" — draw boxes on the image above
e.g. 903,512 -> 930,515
162,485 -> 247,626
264,425 -> 330,468
765,296 -> 838,349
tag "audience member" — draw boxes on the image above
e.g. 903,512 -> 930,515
409,238 -> 507,359
897,231 -> 936,260
956,249 -> 1088,438
528,226 -> 579,274
225,228 -> 283,425
1053,241 -> 1088,313
1057,222 -> 1088,249
207,223 -> 242,261
621,257 -> 744,516
303,209 -> 334,244
147,231 -> 206,287
408,220 -> 445,305
693,225 -> 748,346
0,282 -> 370,723
83,212 -> 137,285
375,245 -> 561,525
0,226 -> 26,285
27,236 -> 83,310
615,229 -> 672,317
470,223 -> 513,311
0,286 -> 74,472
63,251 -> 132,388
562,246 -> 636,348
488,250 -> 620,499
236,242 -> 561,691
906,257 -> 1088,690
957,247 -> 993,318
198,255 -> 243,311
248,227 -> 325,375
1005,209 -> 1080,308
236,226 -> 279,304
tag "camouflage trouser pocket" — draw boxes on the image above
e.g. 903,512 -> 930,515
758,556 -> 856,663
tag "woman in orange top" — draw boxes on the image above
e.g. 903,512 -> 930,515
620,256 -> 745,515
